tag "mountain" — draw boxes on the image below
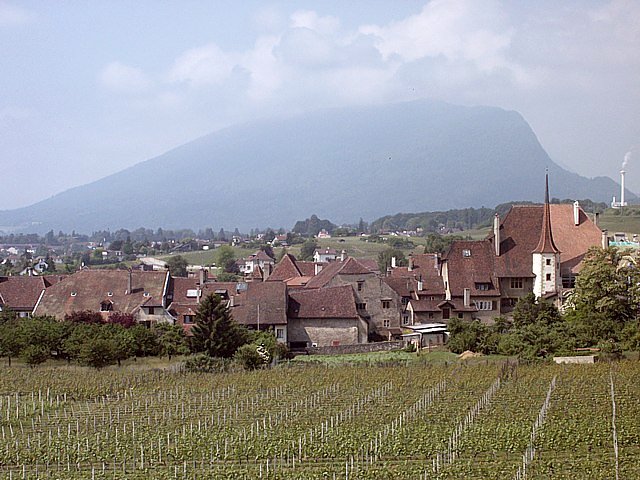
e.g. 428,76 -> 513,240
0,100 -> 633,234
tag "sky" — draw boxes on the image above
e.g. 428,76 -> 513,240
1,0 -> 639,209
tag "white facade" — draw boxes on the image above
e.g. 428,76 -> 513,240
532,252 -> 560,298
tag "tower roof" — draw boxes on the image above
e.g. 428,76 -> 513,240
533,173 -> 560,254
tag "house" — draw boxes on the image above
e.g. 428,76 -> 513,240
287,285 -> 368,348
0,276 -> 59,317
34,269 -> 173,325
316,229 -> 332,239
168,273 -> 242,334
441,176 -> 603,322
231,282 -> 288,343
266,253 -> 317,287
305,256 -> 404,339
313,248 -> 338,263
238,251 -> 275,276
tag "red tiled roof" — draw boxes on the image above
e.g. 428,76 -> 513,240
267,254 -> 302,282
490,204 -> 601,277
232,281 -> 287,326
383,277 -> 416,298
288,285 -> 358,319
0,276 -> 48,311
297,262 -> 318,276
390,254 -> 444,294
443,240 -> 501,297
305,257 -> 373,288
34,269 -> 169,319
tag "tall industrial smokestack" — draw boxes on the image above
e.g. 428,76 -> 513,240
620,170 -> 626,207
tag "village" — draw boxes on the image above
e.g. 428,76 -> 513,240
0,179 -> 611,354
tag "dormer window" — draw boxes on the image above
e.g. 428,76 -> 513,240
475,283 -> 491,291
70,292 -> 77,297
107,292 -> 113,297
143,292 -> 151,297
462,249 -> 471,257
100,301 -> 113,312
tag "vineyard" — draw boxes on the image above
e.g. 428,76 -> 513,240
0,360 -> 638,479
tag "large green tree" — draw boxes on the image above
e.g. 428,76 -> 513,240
191,294 -> 249,358
165,255 -> 188,277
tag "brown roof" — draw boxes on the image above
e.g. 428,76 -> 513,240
231,281 -> 287,326
383,277 -> 416,298
490,204 -> 601,277
169,277 -> 240,304
34,269 -> 169,319
358,259 -> 380,274
533,176 -> 560,254
443,240 -> 501,297
267,254 -> 303,282
305,257 -> 373,288
0,276 -> 48,311
297,262 -> 318,276
409,298 -> 477,313
391,253 -> 445,295
288,285 -> 358,319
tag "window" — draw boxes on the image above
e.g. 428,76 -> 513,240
546,258 -> 552,266
100,302 -> 112,312
475,283 -> 490,291
442,307 -> 450,319
462,249 -> 471,257
184,315 -> 194,324
457,313 -> 464,319
475,301 -> 493,311
147,307 -> 155,315
383,319 -> 390,327
356,302 -> 366,310
546,273 -> 552,281
510,278 -> 523,289
428,313 -> 434,319
276,328 -> 284,339
357,281 -> 364,292
402,297 -> 409,306
382,300 -> 391,309
402,315 -> 410,325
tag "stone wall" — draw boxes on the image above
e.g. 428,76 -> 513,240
288,317 -> 368,347
307,340 -> 404,355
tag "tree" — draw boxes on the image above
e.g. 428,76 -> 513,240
299,239 -> 318,261
155,323 -> 189,359
65,310 -> 104,324
0,319 -> 23,366
215,245 -> 236,273
377,248 -> 407,273
191,294 -> 249,358
108,312 -> 137,328
165,255 -> 188,277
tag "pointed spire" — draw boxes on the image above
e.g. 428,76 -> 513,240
533,172 -> 560,254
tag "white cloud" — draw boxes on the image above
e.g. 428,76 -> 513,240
0,2 -> 32,26
99,62 -> 151,93
290,10 -> 340,35
168,44 -> 236,87
360,0 -> 515,74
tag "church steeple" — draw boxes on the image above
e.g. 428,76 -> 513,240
533,172 -> 560,254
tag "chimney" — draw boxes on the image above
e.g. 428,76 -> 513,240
408,255 -> 414,271
229,295 -> 234,307
463,288 -> 471,307
602,230 -> 609,249
573,201 -> 580,226
391,256 -> 397,269
493,213 -> 501,256
340,250 -> 346,262
263,263 -> 272,281
127,268 -> 132,294
417,275 -> 423,291
314,263 -> 323,275
199,268 -> 206,286
594,212 -> 600,227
